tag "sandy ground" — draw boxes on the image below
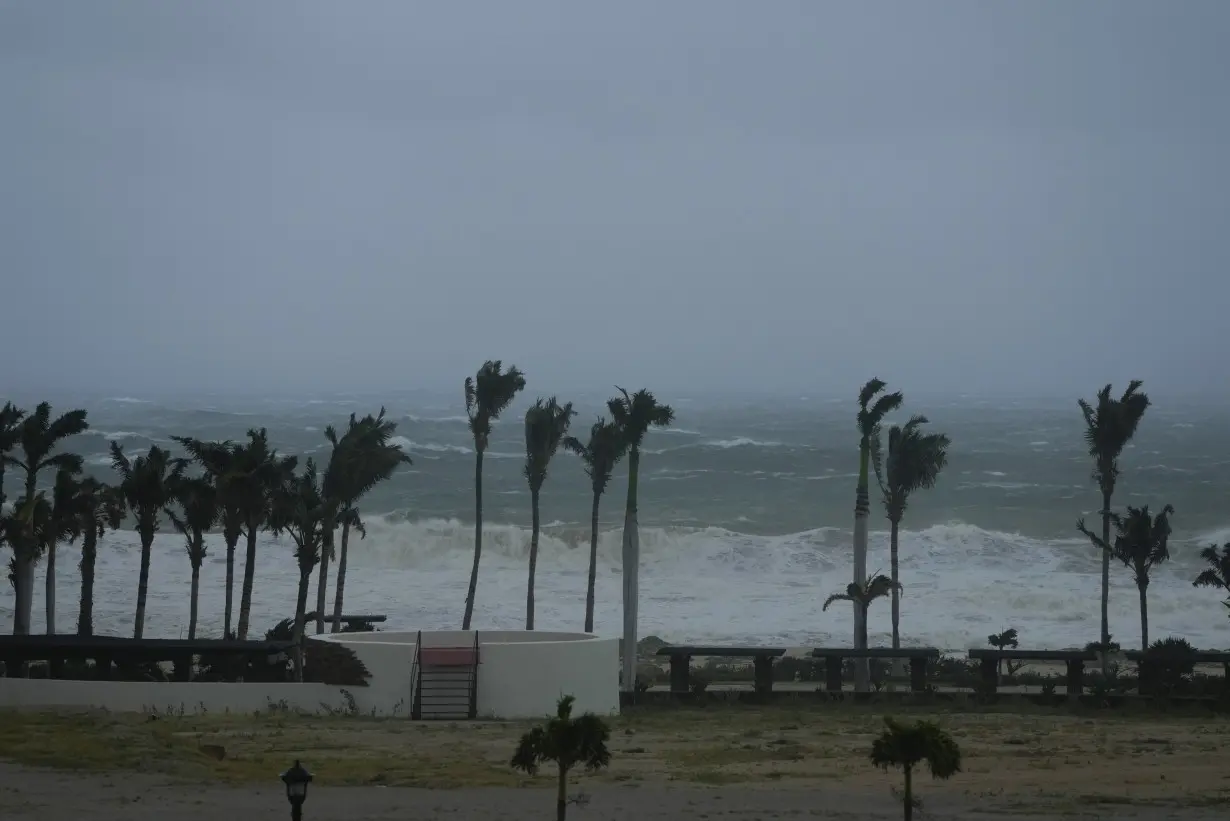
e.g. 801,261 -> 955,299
1,704 -> 1228,819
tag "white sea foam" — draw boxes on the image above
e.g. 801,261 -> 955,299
705,437 -> 783,449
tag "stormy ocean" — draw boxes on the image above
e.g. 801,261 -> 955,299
2,391 -> 1228,651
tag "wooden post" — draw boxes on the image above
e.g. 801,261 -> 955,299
909,656 -> 928,692
753,655 -> 774,694
669,654 -> 690,694
979,656 -> 998,694
1065,659 -> 1085,697
824,655 -> 843,692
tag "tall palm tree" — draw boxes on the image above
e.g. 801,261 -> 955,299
45,469 -> 85,634
823,573 -> 903,653
1193,542 -> 1230,616
0,402 -> 26,510
563,417 -> 627,633
869,716 -> 962,821
2,402 -> 87,634
522,397 -> 576,630
269,458 -> 327,681
607,387 -> 674,693
111,442 -> 182,639
323,408 -> 411,634
872,415 -> 949,650
462,360 -> 527,630
1078,381 -> 1149,658
167,474 -> 219,640
173,436 -> 245,636
852,379 -> 902,691
1078,504 -> 1174,650
72,477 -> 125,636
0,493 -> 54,634
510,695 -> 611,821
229,428 -> 297,640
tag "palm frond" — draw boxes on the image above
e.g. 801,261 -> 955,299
822,593 -> 854,611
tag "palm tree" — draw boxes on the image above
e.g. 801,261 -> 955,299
0,402 -> 26,510
562,418 -> 627,633
853,379 -> 902,691
322,408 -> 411,634
1078,504 -> 1174,650
1193,542 -> 1230,616
607,387 -> 674,693
872,415 -> 949,650
2,402 -> 88,634
462,360 -> 527,630
822,573 -> 902,654
167,474 -> 219,640
510,694 -> 612,821
269,459 -> 327,681
523,397 -> 576,630
45,469 -> 85,634
229,428 -> 297,640
869,716 -> 962,821
111,442 -> 182,639
71,477 -> 125,636
1078,381 -> 1150,661
173,436 -> 245,636
0,493 -> 54,636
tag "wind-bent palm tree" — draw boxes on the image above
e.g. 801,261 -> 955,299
111,442 -> 182,639
1078,504 -> 1174,650
1,493 -> 54,633
269,459 -> 327,681
3,402 -> 87,634
1079,381 -> 1149,658
229,428 -> 297,640
523,397 -> 576,630
71,477 -> 125,636
167,474 -> 219,640
607,387 -> 674,693
823,573 -> 902,653
852,379 -> 902,690
563,417 -> 627,633
872,415 -> 949,650
510,695 -> 612,821
462,360 -> 527,630
322,408 -> 411,634
173,436 -> 244,636
1193,543 -> 1230,616
0,402 -> 26,510
869,716 -> 962,821
45,470 -> 85,634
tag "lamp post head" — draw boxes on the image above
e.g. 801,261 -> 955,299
281,759 -> 312,805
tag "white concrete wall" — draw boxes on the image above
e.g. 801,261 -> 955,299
0,678 -> 352,715
0,631 -> 620,720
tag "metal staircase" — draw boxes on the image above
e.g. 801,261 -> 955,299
410,631 -> 479,720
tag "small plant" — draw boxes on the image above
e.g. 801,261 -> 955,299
869,716 -> 961,821
1040,681 -> 1057,697
689,674 -> 709,695
987,628 -> 1024,679
511,695 -> 612,821
1141,636 -> 1197,695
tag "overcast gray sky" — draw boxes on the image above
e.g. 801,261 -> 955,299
1,1 -> 1227,400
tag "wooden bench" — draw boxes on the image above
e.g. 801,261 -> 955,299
811,647 -> 941,693
967,649 -> 1097,695
656,646 -> 787,694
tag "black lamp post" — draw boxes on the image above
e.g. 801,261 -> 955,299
280,759 -> 312,821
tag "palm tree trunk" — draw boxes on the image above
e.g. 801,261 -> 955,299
1138,582 -> 1149,651
293,568 -> 311,682
13,553 -> 33,635
78,529 -> 97,636
463,449 -> 485,630
45,540 -> 56,635
189,556 -> 201,640
1099,490 -> 1112,662
621,447 -> 641,694
889,517 -> 901,650
329,519 -> 353,634
315,523 -> 334,634
556,764 -> 568,821
852,442 -> 871,692
903,764 -> 913,821
527,487 -> 540,630
237,523 -> 259,639
584,490 -> 600,633
133,529 -> 153,639
223,533 -> 237,637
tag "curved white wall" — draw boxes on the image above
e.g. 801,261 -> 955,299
0,631 -> 619,720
